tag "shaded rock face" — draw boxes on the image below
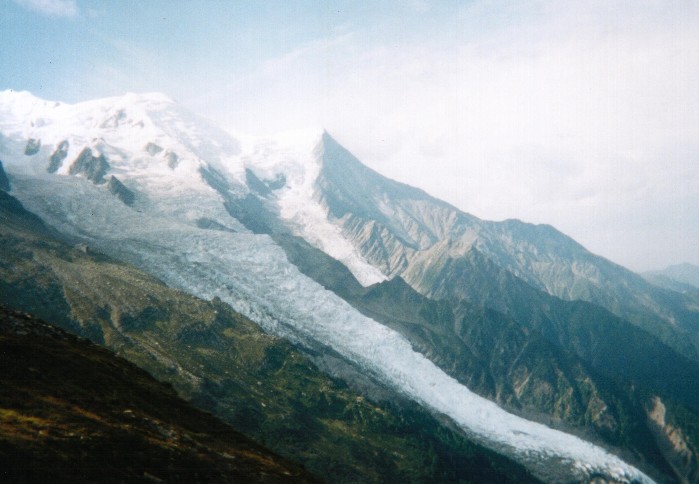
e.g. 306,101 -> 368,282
165,150 -> 179,169
145,142 -> 163,156
107,176 -> 135,206
24,138 -> 41,156
69,148 -> 110,184
646,397 -> 699,483
199,166 -> 229,195
0,161 -> 10,191
245,168 -> 273,197
47,140 -> 69,173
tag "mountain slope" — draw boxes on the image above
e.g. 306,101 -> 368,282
0,90 -> 665,481
305,133 -> 699,360
416,247 -> 699,409
0,190 -> 537,483
0,306 -> 316,483
276,232 -> 699,482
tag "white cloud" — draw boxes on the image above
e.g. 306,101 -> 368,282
13,0 -> 78,17
199,0 -> 699,270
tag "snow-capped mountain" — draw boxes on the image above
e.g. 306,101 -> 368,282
3,89 -> 694,482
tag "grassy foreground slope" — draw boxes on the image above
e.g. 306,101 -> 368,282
0,307 -> 316,483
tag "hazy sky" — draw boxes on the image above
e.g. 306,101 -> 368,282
2,0 -> 698,271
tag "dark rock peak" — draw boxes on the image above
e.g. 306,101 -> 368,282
245,168 -> 273,198
108,175 -> 135,206
69,147 -> 110,184
47,140 -> 69,174
145,142 -> 163,156
0,161 -> 10,191
199,166 -> 229,196
165,150 -> 179,169
24,138 -> 41,156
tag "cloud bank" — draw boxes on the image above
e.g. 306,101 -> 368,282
196,1 -> 698,271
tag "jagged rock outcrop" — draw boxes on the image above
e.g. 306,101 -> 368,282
69,147 -> 110,184
646,397 -> 699,483
196,217 -> 235,232
47,140 -> 69,173
107,175 -> 135,206
0,161 -> 10,191
245,168 -> 273,197
165,150 -> 179,169
24,138 -> 41,155
145,142 -> 163,155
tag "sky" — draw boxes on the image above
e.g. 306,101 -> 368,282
1,0 -> 698,271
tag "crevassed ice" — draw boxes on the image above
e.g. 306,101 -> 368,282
8,173 -> 653,484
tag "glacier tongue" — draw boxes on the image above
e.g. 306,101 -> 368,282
7,171 -> 653,483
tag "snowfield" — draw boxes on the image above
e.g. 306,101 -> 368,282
0,91 -> 653,483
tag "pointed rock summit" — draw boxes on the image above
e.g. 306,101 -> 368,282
69,148 -> 110,184
108,176 -> 135,206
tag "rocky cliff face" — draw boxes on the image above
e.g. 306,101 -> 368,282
646,397 -> 699,483
108,175 -> 135,206
311,134 -> 699,362
47,140 -> 69,173
69,147 -> 110,184
23,137 -> 40,155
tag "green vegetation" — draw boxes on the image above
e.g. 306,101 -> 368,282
0,307 -> 315,483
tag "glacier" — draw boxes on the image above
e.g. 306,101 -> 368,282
241,128 -> 387,286
0,90 -> 653,482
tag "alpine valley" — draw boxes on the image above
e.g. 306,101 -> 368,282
1,90 -> 698,483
